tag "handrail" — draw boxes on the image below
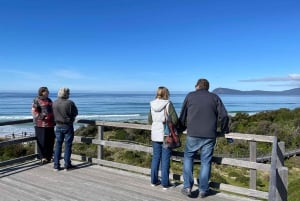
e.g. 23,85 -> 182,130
0,118 -> 33,126
77,119 -> 288,201
1,119 -> 288,201
0,119 -> 38,167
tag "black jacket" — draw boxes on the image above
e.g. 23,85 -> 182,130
179,89 -> 229,138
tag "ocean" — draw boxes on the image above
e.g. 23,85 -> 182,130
1,91 -> 300,137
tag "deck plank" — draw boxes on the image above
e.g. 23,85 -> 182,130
0,160 -> 258,201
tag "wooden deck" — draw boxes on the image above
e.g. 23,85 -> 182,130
0,160 -> 257,201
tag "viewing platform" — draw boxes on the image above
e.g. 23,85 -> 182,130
0,119 -> 290,201
0,160 -> 257,201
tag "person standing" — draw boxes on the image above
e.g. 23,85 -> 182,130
32,87 -> 55,164
179,79 -> 229,198
148,86 -> 178,189
52,87 -> 78,171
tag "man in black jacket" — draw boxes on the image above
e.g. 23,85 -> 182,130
179,78 -> 229,198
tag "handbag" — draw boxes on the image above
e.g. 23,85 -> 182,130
164,120 -> 181,149
163,104 -> 181,149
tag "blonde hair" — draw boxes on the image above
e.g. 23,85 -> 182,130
155,86 -> 170,100
57,87 -> 70,99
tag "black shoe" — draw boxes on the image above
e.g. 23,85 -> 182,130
200,190 -> 210,198
64,164 -> 76,171
53,167 -> 62,172
41,158 -> 49,165
47,158 -> 53,162
162,183 -> 174,190
181,188 -> 191,197
150,181 -> 161,187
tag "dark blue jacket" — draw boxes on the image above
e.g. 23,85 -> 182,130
179,89 -> 229,138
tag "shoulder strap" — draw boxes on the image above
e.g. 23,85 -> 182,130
164,102 -> 170,118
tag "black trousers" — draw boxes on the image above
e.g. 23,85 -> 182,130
35,126 -> 55,160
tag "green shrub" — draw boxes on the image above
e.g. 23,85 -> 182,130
228,171 -> 241,178
211,171 -> 227,184
288,178 -> 300,201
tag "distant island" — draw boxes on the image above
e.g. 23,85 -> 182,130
212,87 -> 300,95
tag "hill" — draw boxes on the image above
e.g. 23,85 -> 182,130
212,87 -> 300,95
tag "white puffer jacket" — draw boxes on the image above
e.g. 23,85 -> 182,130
150,99 -> 169,142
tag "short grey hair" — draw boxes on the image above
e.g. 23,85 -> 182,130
58,87 -> 70,99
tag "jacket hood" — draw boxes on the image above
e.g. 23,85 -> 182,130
150,99 -> 169,112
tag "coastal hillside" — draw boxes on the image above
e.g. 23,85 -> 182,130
212,87 -> 300,95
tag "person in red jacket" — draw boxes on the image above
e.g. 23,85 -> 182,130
32,87 -> 55,164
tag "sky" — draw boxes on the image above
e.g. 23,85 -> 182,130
0,0 -> 300,93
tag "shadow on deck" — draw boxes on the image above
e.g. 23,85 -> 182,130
0,160 -> 257,201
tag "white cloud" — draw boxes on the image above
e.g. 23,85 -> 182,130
288,74 -> 300,80
239,74 -> 300,82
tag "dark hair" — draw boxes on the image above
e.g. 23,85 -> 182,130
38,87 -> 49,96
195,79 -> 209,90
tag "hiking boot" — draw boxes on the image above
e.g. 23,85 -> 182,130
181,188 -> 191,197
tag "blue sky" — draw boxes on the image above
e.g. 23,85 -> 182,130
0,0 -> 299,92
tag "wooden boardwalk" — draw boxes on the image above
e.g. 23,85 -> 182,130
0,160 -> 258,201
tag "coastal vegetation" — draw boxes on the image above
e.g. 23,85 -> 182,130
1,107 -> 299,200
0,140 -> 35,161
73,107 -> 300,200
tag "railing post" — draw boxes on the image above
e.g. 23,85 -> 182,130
276,141 -> 288,201
35,138 -> 38,158
249,141 -> 257,190
269,136 -> 278,201
277,142 -> 285,167
97,125 -> 104,164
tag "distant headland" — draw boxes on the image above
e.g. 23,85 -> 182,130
212,87 -> 300,95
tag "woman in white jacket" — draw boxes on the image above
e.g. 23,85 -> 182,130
148,86 -> 178,189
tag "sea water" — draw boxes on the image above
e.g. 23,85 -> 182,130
1,91 -> 300,137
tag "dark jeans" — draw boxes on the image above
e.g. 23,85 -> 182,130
54,125 -> 74,169
35,126 -> 55,160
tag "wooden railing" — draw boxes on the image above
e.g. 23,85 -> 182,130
0,119 -> 38,166
0,119 -> 288,201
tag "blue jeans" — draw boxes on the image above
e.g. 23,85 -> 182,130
54,125 -> 74,169
183,136 -> 216,193
151,141 -> 172,187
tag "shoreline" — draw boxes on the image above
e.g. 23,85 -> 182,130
0,119 -> 148,138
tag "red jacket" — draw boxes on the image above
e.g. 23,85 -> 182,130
32,96 -> 55,127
